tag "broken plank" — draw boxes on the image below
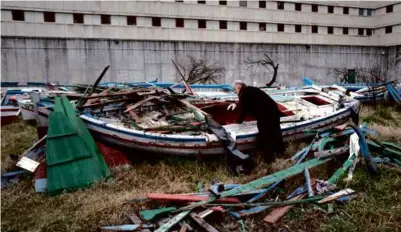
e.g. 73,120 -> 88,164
155,210 -> 191,232
127,213 -> 151,232
304,168 -> 314,197
318,188 -> 355,204
124,96 -> 161,113
174,157 -> 332,213
314,147 -> 349,159
101,224 -> 154,231
140,207 -> 177,222
263,193 -> 306,224
147,193 -> 240,203
190,213 -> 219,232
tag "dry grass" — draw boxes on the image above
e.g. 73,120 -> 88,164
1,105 -> 401,232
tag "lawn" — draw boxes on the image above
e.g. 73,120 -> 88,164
1,105 -> 401,232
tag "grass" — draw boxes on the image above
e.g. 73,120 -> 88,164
1,105 -> 401,232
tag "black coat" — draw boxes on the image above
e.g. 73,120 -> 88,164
237,86 -> 284,155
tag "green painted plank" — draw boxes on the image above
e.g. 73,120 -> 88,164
140,207 -> 177,222
154,210 -> 191,232
327,154 -> 356,185
175,158 -> 332,212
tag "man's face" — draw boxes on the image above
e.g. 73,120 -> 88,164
233,84 -> 241,95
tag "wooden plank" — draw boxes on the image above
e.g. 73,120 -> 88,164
140,207 -> 177,221
147,193 -> 240,203
101,224 -> 154,231
155,210 -> 191,232
263,194 -> 306,224
314,147 -> 349,159
127,213 -> 151,232
124,96 -> 160,113
318,188 -> 355,204
304,168 -> 314,197
190,213 -> 219,232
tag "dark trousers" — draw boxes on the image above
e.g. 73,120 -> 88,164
257,119 -> 284,163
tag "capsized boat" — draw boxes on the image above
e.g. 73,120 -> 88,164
31,86 -> 360,156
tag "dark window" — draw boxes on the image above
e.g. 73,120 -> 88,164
152,17 -> 161,27
358,28 -> 364,35
73,13 -> 84,24
295,3 -> 302,11
312,25 -> 318,34
239,1 -> 247,7
176,18 -> 184,27
295,25 -> 302,33
386,5 -> 393,13
367,9 -> 372,16
312,4 -> 318,12
328,5 -> 334,13
220,20 -> 227,29
359,8 -> 364,16
367,29 -> 372,36
12,10 -> 24,21
219,1 -> 227,5
198,19 -> 206,28
277,24 -> 284,32
385,26 -> 392,34
101,15 -> 111,24
175,0 -> 184,2
328,26 -> 333,34
44,12 -> 55,22
277,2 -> 284,10
127,16 -> 136,25
343,27 -> 348,35
259,1 -> 266,8
240,22 -> 247,30
343,7 -> 349,14
198,0 -> 206,4
259,22 -> 266,31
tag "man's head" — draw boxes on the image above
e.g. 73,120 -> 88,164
232,80 -> 247,95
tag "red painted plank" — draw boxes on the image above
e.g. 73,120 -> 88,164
147,193 -> 240,203
263,194 -> 306,224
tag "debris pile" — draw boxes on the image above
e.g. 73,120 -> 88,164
99,123 -> 401,231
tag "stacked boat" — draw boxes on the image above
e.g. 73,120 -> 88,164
14,82 -> 360,156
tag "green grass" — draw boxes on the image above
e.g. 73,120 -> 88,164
1,106 -> 401,232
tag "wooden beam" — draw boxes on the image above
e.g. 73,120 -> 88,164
147,193 -> 240,203
190,213 -> 219,232
318,189 -> 355,204
263,194 -> 306,224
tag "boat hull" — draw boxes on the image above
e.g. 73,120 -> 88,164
1,107 -> 20,126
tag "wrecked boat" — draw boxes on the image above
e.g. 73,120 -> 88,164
30,86 -> 360,156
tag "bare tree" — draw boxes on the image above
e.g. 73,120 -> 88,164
327,67 -> 351,84
244,53 -> 279,87
173,56 -> 225,84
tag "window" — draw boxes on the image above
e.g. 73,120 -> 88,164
175,0 -> 184,2
328,26 -> 333,34
295,3 -> 302,11
240,22 -> 247,30
386,5 -> 393,13
73,13 -> 84,24
219,1 -> 227,5
259,1 -> 266,8
328,5 -> 334,13
343,27 -> 348,35
152,17 -> 161,27
176,18 -> 184,28
343,7 -> 349,14
294,25 -> 301,33
259,22 -> 266,31
127,16 -> 136,25
198,0 -> 206,4
367,29 -> 372,36
101,15 -> 111,24
12,10 -> 24,21
358,28 -> 364,35
385,26 -> 392,34
43,12 -> 55,22
198,19 -> 206,28
239,1 -> 247,7
312,4 -> 318,12
220,20 -> 227,29
312,25 -> 318,34
277,2 -> 284,10
277,24 -> 284,32
367,9 -> 372,16
359,8 -> 364,16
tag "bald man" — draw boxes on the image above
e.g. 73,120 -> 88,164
229,81 -> 284,163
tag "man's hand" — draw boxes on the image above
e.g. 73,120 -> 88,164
227,103 -> 237,111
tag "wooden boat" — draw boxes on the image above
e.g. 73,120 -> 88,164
31,87 -> 360,156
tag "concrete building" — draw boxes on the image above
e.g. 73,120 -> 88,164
1,1 -> 401,85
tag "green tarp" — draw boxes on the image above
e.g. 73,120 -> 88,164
47,96 -> 111,195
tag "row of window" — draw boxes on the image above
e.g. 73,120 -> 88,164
9,10 -> 394,35
180,1 -> 396,15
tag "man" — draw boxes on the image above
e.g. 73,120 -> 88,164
228,80 -> 284,163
